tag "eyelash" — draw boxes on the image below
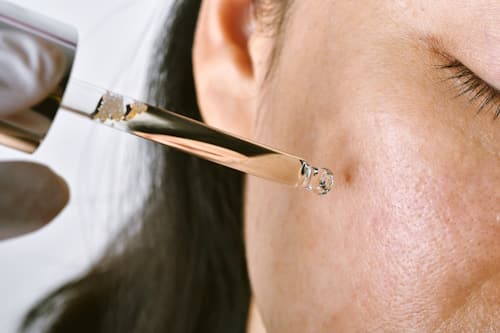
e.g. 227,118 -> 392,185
440,60 -> 500,120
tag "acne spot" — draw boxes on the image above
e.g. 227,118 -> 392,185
341,160 -> 359,186
344,170 -> 353,185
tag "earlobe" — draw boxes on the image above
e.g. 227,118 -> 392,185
193,0 -> 256,138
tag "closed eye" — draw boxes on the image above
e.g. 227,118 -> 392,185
440,59 -> 500,120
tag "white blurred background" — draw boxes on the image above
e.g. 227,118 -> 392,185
0,0 -> 172,330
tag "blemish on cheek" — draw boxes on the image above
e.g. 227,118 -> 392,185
340,160 -> 360,187
344,170 -> 353,185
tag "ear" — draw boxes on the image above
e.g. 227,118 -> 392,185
193,0 -> 256,138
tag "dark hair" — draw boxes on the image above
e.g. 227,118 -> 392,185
20,1 -> 250,332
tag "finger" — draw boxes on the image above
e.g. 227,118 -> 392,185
0,161 -> 69,241
0,31 -> 67,116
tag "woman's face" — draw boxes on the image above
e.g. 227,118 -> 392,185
195,0 -> 500,331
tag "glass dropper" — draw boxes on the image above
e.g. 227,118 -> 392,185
61,78 -> 335,195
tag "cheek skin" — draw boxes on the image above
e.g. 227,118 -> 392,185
357,45 -> 500,330
244,2 -> 500,331
356,108 -> 500,330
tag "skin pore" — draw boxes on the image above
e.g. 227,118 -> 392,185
194,0 -> 500,332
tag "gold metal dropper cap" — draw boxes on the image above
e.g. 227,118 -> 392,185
0,1 -> 77,153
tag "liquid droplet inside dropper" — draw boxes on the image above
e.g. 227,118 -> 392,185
91,91 -> 148,122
